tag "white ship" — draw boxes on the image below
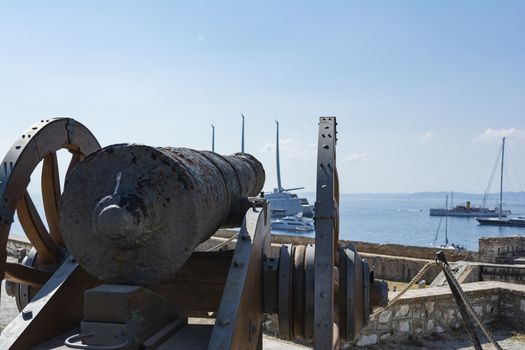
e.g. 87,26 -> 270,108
271,214 -> 314,232
263,120 -> 314,219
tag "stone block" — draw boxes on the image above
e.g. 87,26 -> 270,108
378,310 -> 392,324
414,319 -> 425,334
395,304 -> 411,319
380,333 -> 391,341
473,305 -> 484,317
356,334 -> 378,347
427,319 -> 435,332
425,301 -> 434,314
443,308 -> 455,325
398,320 -> 410,333
412,303 -> 424,319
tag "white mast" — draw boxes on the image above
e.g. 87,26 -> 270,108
211,124 -> 215,152
445,194 -> 449,246
275,120 -> 282,193
499,137 -> 505,220
241,114 -> 245,154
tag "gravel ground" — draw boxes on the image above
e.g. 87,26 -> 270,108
1,256 -> 19,333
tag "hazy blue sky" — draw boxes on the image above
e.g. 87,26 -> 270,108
1,1 -> 524,193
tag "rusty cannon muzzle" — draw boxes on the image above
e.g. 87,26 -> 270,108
59,144 -> 265,284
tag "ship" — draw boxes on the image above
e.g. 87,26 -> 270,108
477,138 -> 524,227
429,200 -> 510,217
264,120 -> 314,219
271,213 -> 315,232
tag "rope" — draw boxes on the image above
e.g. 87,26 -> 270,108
369,259 -> 504,350
206,233 -> 239,252
371,261 -> 436,317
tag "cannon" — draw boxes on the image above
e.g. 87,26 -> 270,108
0,117 -> 387,349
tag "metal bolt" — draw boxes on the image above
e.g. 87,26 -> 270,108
217,317 -> 230,326
22,310 -> 33,320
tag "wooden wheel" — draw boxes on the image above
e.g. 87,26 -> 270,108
0,118 -> 100,304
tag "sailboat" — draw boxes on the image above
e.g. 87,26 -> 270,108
264,120 -> 315,219
477,137 -> 525,227
432,194 -> 466,250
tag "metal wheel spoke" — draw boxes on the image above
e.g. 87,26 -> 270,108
17,192 -> 61,264
4,262 -> 52,288
42,152 -> 63,245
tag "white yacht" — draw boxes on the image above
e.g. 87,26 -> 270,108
271,214 -> 315,232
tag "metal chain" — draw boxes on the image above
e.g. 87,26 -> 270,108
436,260 -> 503,350
369,259 -> 503,350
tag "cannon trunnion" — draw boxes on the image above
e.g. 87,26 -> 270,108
0,117 -> 387,349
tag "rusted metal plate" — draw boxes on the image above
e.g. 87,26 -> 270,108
278,244 -> 292,339
60,145 -> 265,284
314,116 -> 338,349
207,203 -> 271,349
293,245 -> 306,339
263,255 -> 279,314
149,250 -> 233,316
304,244 -> 315,340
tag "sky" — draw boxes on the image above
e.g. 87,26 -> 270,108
0,1 -> 524,194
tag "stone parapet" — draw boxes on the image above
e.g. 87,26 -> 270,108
354,281 -> 525,347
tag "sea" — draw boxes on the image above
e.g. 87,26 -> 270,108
8,192 -> 525,252
274,192 -> 525,251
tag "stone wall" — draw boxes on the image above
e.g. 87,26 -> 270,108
479,235 -> 525,263
361,253 -> 441,284
353,281 -> 525,347
216,229 -> 479,262
6,235 -> 31,258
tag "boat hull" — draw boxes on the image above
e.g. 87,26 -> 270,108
429,208 -> 510,217
476,218 -> 525,227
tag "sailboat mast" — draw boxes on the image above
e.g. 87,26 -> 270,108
445,194 -> 449,245
211,124 -> 215,152
275,120 -> 282,192
241,114 -> 245,154
499,137 -> 505,220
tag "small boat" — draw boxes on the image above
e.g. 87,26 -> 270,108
271,214 -> 315,232
477,137 -> 524,228
431,195 -> 466,251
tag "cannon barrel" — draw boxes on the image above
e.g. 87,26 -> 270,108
59,144 -> 265,284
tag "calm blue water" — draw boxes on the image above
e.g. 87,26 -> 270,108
9,192 -> 525,252
276,192 -> 525,251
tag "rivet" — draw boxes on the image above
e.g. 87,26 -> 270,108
217,317 -> 230,326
